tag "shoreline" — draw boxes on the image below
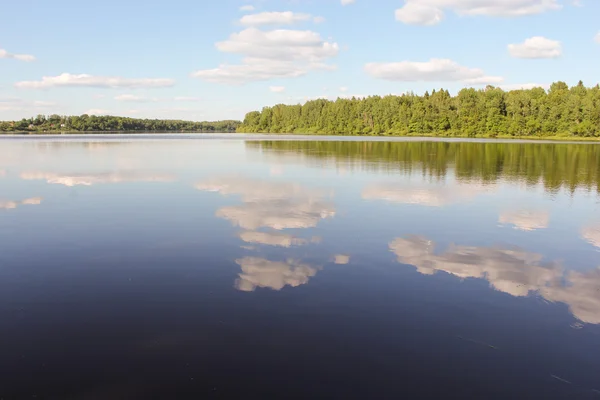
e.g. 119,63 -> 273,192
1,132 -> 599,144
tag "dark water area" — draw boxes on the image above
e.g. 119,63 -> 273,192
1,136 -> 599,399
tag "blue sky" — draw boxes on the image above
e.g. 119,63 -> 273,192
1,0 -> 599,121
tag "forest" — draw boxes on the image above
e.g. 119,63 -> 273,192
238,82 -> 600,138
247,140 -> 600,194
0,114 -> 241,133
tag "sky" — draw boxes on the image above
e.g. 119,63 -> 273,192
1,0 -> 599,122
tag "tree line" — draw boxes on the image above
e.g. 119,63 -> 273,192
0,114 -> 241,133
247,140 -> 600,193
238,81 -> 600,138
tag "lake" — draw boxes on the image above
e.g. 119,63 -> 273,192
1,135 -> 599,399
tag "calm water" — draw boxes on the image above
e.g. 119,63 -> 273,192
1,135 -> 599,399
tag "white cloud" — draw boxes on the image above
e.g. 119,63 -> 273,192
196,176 -> 335,230
0,197 -> 42,210
499,83 -> 550,91
364,58 -> 503,84
395,3 -> 444,25
595,31 -> 600,44
0,98 -> 58,112
508,36 -> 562,59
0,48 -> 35,62
362,181 -> 494,207
390,235 -> 600,324
21,171 -> 175,186
83,109 -> 110,115
235,257 -> 318,291
270,86 -> 285,93
240,11 -> 321,26
239,5 -> 255,12
15,73 -> 175,89
313,16 -> 326,23
114,94 -> 159,102
499,209 -> 550,231
341,0 -> 355,5
395,0 -> 561,25
191,28 -> 338,84
339,86 -> 348,92
173,96 -> 202,102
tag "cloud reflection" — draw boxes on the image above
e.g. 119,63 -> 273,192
389,236 -> 600,324
0,197 -> 43,210
362,182 -> 493,207
238,231 -> 320,247
20,171 -> 175,186
196,177 -> 335,230
581,224 -> 600,248
499,209 -> 550,231
235,257 -> 318,292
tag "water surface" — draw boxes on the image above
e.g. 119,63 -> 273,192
1,136 -> 599,399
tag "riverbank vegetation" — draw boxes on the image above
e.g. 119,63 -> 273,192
238,82 -> 600,139
0,114 -> 241,133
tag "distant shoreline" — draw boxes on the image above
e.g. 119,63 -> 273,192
1,132 -> 599,144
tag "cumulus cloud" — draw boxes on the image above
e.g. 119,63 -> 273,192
239,5 -> 255,12
235,257 -> 318,291
499,209 -> 550,231
508,36 -> 562,59
499,83 -> 551,91
341,0 -> 355,4
173,96 -> 202,102
595,32 -> 600,44
390,236 -> 600,324
269,86 -> 286,93
20,171 -> 175,186
362,181 -> 494,207
0,48 -> 35,62
581,224 -> 600,248
364,59 -> 502,84
83,109 -> 111,115
238,231 -> 317,247
191,28 -> 338,84
115,94 -> 159,102
196,176 -> 335,230
240,11 -> 323,26
0,98 -> 58,112
0,197 -> 42,210
395,3 -> 444,25
15,73 -> 175,89
395,0 -> 561,25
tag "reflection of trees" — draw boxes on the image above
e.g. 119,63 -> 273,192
235,257 -> 318,292
248,141 -> 600,193
389,236 -> 600,324
0,197 -> 42,210
499,209 -> 550,231
21,171 -> 175,186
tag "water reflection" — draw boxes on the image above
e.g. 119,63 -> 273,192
196,177 -> 335,230
333,255 -> 350,265
235,257 -> 319,292
248,141 -> 600,193
197,176 -> 333,291
581,224 -> 600,248
499,209 -> 550,231
20,171 -> 176,186
0,197 -> 42,210
362,182 -> 493,207
390,236 -> 600,324
238,231 -> 320,247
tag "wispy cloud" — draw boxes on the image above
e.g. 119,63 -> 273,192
15,73 -> 175,89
